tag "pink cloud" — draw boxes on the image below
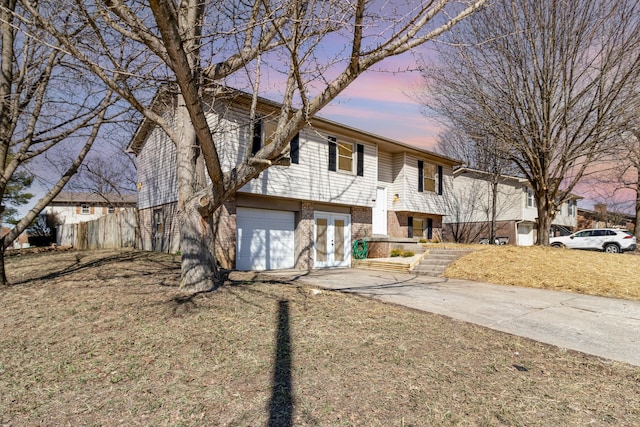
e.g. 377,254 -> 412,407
340,70 -> 423,104
320,69 -> 442,150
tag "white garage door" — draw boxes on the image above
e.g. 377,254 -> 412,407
518,223 -> 534,246
236,207 -> 295,270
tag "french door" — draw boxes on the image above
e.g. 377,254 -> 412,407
314,212 -> 351,268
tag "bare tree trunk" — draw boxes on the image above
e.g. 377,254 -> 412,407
174,95 -> 218,291
0,242 -> 6,287
178,198 -> 218,291
489,178 -> 498,243
536,196 -> 552,245
636,168 -> 640,240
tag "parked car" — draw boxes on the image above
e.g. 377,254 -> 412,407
550,228 -> 637,253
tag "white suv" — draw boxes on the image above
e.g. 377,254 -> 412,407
550,228 -> 637,253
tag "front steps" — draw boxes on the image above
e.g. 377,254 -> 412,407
352,246 -> 474,276
412,248 -> 474,276
351,259 -> 411,273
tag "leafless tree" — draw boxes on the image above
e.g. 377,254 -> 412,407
421,0 -> 640,245
620,129 -> 640,238
436,126 -> 517,243
23,0 -> 487,291
70,151 -> 137,199
0,0 -> 127,285
589,121 -> 640,238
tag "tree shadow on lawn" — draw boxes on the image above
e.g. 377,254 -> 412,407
268,299 -> 293,427
8,250 -> 181,287
165,289 -> 295,425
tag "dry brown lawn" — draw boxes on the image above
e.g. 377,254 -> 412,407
1,248 -> 639,426
444,245 -> 640,300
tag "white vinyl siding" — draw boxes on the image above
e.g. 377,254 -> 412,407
391,153 -> 405,209
137,125 -> 178,209
240,128 -> 376,207
443,173 -> 522,223
378,150 -> 393,183
203,106 -> 377,207
552,200 -> 579,227
399,154 -> 449,215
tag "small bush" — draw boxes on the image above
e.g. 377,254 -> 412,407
419,238 -> 427,243
390,249 -> 415,258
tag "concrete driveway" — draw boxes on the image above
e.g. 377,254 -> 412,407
244,268 -> 640,367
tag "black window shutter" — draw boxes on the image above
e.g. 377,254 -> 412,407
290,133 -> 299,164
252,119 -> 262,155
427,218 -> 433,239
408,216 -> 414,238
418,160 -> 424,192
328,137 -> 337,171
437,165 -> 443,195
356,144 -> 364,176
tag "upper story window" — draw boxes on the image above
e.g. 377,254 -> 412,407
81,204 -> 90,214
418,160 -> 443,194
338,141 -> 353,172
328,136 -> 364,176
526,188 -> 536,208
263,120 -> 277,147
252,117 -> 299,164
567,200 -> 576,216
108,206 -> 116,214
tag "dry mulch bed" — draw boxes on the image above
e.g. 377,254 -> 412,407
1,249 -> 639,426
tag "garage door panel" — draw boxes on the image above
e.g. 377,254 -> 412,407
236,208 -> 295,270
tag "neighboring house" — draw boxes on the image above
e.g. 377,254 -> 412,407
578,204 -> 635,233
45,192 -> 137,225
2,227 -> 29,249
127,88 -> 461,271
443,167 -> 580,245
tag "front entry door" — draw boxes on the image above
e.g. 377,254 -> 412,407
372,187 -> 387,235
314,212 -> 351,268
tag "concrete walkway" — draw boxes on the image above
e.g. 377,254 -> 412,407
242,268 -> 640,367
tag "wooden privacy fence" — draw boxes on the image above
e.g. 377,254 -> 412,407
56,208 -> 138,250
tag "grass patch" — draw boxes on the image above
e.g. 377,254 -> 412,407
1,249 -> 639,425
445,245 -> 640,300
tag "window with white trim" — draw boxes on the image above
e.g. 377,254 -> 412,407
253,118 -> 300,164
338,141 -> 353,172
328,137 -> 364,176
81,204 -> 90,214
568,200 -> 576,216
418,161 -> 439,193
526,188 -> 536,208
263,120 -> 277,147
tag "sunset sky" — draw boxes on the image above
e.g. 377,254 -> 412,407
320,57 -> 441,151
319,64 -> 634,213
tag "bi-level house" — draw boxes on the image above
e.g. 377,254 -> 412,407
127,88 -> 461,270
443,167 -> 580,245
